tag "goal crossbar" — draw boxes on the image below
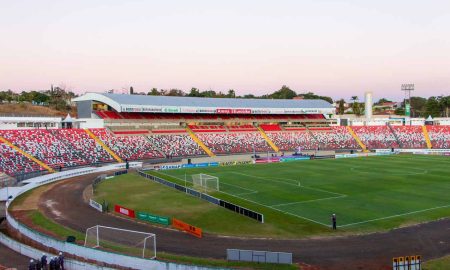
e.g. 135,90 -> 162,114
192,173 -> 219,192
84,225 -> 156,259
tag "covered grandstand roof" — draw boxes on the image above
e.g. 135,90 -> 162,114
73,92 -> 334,114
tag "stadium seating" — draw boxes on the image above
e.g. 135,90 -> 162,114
267,131 -> 318,151
0,142 -> 44,176
391,126 -> 427,149
90,128 -> 163,160
311,127 -> 360,149
197,132 -> 272,154
352,126 -> 400,149
54,129 -> 114,164
0,129 -> 115,170
148,134 -> 206,157
427,125 -> 450,148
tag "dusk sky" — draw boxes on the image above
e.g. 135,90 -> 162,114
1,0 -> 449,101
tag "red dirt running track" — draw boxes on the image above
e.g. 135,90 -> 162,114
37,174 -> 450,270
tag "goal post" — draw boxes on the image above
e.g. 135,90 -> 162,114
192,173 -> 219,192
84,225 -> 156,259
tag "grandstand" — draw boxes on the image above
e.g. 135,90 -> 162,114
0,93 -> 448,178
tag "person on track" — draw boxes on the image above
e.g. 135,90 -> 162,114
41,253 -> 48,270
58,252 -> 64,270
28,259 -> 35,270
331,214 -> 337,230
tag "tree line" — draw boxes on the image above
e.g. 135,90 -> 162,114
136,85 -> 333,103
0,86 -> 77,112
336,95 -> 450,118
1,85 -> 449,117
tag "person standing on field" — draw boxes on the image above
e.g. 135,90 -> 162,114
331,214 -> 337,230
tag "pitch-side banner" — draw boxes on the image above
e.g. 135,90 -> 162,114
137,211 -> 171,226
89,199 -> 103,212
114,204 -> 136,218
172,218 -> 202,238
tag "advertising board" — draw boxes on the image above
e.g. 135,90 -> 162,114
171,218 -> 202,238
114,205 -> 136,218
137,211 -> 171,226
89,199 -> 103,212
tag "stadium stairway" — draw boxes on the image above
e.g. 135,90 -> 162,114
347,126 -> 368,152
84,129 -> 124,162
257,127 -> 280,152
422,126 -> 433,149
387,123 -> 403,148
305,126 -> 319,141
0,135 -> 55,173
144,136 -> 166,157
185,126 -> 216,157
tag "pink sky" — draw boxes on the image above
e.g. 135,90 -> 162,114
1,0 -> 449,101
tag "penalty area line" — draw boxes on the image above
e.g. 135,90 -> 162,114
154,170 -> 330,227
340,204 -> 450,227
216,190 -> 330,227
270,195 -> 347,207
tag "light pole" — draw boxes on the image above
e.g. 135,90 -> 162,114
401,84 -> 414,117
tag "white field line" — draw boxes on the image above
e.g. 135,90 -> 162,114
220,182 -> 258,193
340,204 -> 450,227
156,171 -> 259,195
156,171 -> 191,183
215,189 -> 330,227
270,194 -> 347,207
349,167 -> 429,176
235,190 -> 259,196
231,171 -> 346,197
154,171 -> 330,227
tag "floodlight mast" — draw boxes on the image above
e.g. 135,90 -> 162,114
401,83 -> 414,117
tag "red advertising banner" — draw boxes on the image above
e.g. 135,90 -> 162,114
172,218 -> 202,238
216,108 -> 251,114
114,204 -> 136,218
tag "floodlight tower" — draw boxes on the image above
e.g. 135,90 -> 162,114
401,84 -> 414,117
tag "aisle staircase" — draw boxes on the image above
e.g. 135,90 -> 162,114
0,136 -> 55,173
387,123 -> 403,148
421,126 -> 432,149
144,136 -> 166,157
257,127 -> 280,152
347,126 -> 368,152
84,129 -> 123,162
185,127 -> 215,157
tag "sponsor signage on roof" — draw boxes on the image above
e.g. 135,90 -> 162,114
163,107 -> 180,113
120,105 -> 332,115
216,108 -> 252,114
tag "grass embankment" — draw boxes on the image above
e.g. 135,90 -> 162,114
25,211 -> 298,270
423,255 -> 450,270
0,103 -> 76,117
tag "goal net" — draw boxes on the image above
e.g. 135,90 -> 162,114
84,225 -> 156,259
192,173 -> 219,192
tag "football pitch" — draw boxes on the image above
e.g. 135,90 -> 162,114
152,155 -> 450,229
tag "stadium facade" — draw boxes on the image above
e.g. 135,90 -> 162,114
72,92 -> 335,117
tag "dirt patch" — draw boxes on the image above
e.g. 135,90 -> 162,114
82,184 -> 93,204
10,185 -> 53,211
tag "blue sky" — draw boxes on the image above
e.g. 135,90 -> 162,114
0,0 -> 449,101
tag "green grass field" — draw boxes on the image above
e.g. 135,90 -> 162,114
96,154 -> 450,237
151,155 -> 450,230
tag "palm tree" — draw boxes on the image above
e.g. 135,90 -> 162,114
439,96 -> 450,117
351,96 -> 361,116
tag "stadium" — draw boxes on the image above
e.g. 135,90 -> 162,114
0,92 -> 448,270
